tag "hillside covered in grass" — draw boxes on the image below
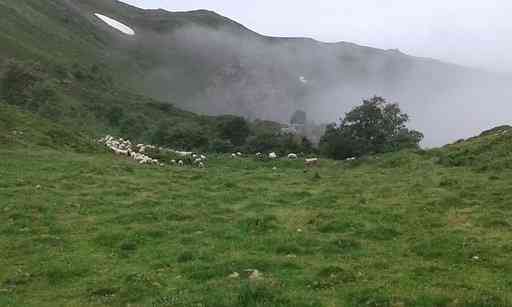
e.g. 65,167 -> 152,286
1,105 -> 512,306
2,0 -> 511,146
1,1 -> 512,306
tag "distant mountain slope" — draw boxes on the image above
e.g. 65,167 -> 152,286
1,0 -> 510,146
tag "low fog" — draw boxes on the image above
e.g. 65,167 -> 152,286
118,1 -> 512,147
123,0 -> 512,73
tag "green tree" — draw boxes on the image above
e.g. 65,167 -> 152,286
120,115 -> 149,140
106,106 -> 124,126
320,96 -> 423,159
152,121 -> 210,151
219,116 -> 250,146
245,133 -> 281,153
209,138 -> 234,153
301,136 -> 315,153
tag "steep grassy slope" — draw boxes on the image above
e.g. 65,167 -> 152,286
0,103 -> 97,151
3,0 -> 509,147
435,126 -> 512,172
0,0 -> 258,100
1,111 -> 512,306
0,58 -> 282,152
0,0 -> 295,148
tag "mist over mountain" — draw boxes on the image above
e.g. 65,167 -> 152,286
2,0 -> 510,146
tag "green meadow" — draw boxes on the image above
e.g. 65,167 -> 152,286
1,106 -> 512,306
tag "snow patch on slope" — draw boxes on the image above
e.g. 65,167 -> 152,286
94,13 -> 135,36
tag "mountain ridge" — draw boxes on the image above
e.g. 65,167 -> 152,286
1,0 -> 510,146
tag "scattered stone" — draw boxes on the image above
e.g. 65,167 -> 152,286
242,269 -> 263,280
248,269 -> 263,280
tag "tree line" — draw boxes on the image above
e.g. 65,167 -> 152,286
1,60 -> 423,158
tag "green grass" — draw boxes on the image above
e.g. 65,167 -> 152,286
2,2 -> 511,305
1,119 -> 512,306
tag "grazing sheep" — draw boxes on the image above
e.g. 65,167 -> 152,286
178,160 -> 184,166
231,153 -> 237,158
305,158 -> 319,167
137,144 -> 146,153
200,154 -> 207,160
269,152 -> 277,159
175,151 -> 193,157
171,160 -> 176,164
113,148 -> 128,156
346,157 -> 356,161
100,136 -> 163,165
236,152 -> 243,157
198,162 -> 205,168
288,153 -> 298,160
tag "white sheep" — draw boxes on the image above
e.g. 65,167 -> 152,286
236,152 -> 243,157
175,151 -> 193,157
288,153 -> 298,160
269,152 -> 277,159
178,160 -> 184,166
100,135 -> 163,167
231,153 -> 237,158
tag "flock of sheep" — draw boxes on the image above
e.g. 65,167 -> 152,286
99,135 -> 320,168
238,151 -> 319,166
98,135 -> 208,167
99,135 -> 162,165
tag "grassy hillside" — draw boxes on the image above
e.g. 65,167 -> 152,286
2,0 -> 499,132
0,58 -> 292,153
1,109 -> 512,306
1,2 -> 511,305
0,103 -> 97,151
435,126 -> 512,172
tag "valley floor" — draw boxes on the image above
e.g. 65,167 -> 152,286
1,148 -> 512,306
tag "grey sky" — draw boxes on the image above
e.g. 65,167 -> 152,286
121,0 -> 512,73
